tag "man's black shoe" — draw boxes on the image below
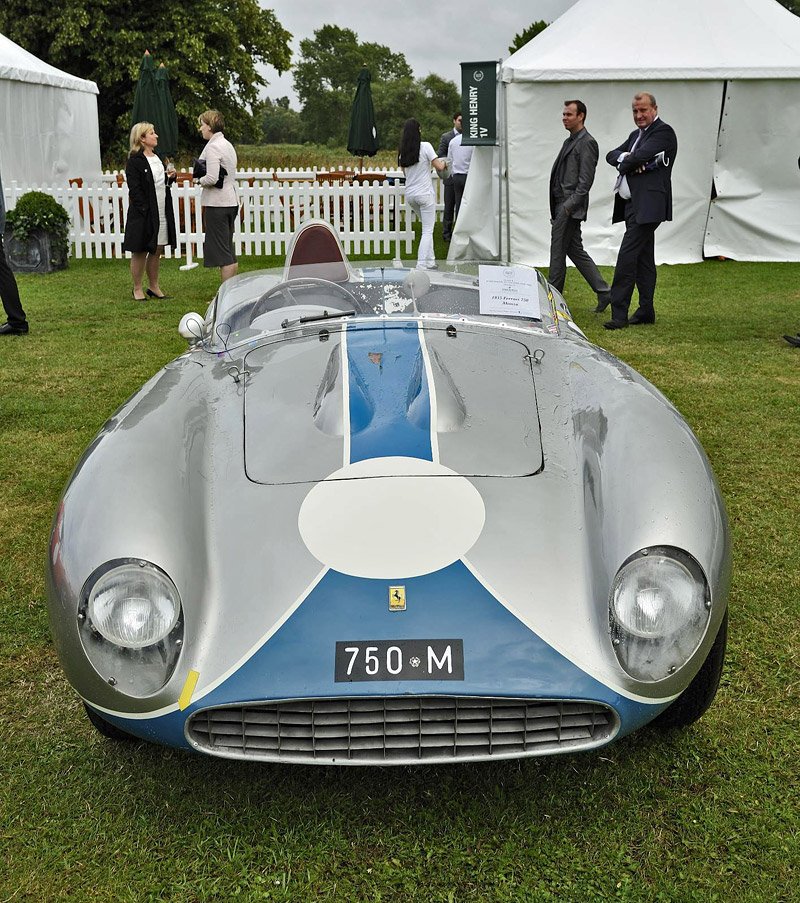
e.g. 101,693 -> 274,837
783,334 -> 800,347
0,322 -> 29,335
603,320 -> 628,330
594,292 -> 612,313
629,309 -> 655,325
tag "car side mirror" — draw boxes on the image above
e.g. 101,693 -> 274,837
178,312 -> 205,345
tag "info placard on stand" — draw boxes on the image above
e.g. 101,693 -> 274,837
478,265 -> 540,319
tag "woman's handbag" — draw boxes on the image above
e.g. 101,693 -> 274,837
192,158 -> 227,189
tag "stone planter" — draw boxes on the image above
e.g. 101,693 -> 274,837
4,227 -> 68,274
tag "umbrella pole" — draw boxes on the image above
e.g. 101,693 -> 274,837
180,185 -> 199,270
180,242 -> 199,271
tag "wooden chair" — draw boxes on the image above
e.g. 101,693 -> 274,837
317,170 -> 356,185
69,177 -> 94,230
352,172 -> 387,184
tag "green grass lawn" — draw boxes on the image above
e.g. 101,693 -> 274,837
1,253 -> 798,902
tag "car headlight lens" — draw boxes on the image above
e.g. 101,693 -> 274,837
79,560 -> 184,697
88,563 -> 180,648
609,548 -> 710,682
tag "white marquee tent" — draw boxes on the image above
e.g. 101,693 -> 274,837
451,0 -> 800,265
0,33 -> 101,187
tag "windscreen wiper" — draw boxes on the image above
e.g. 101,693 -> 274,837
281,310 -> 356,328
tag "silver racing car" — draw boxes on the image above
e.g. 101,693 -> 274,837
47,220 -> 730,764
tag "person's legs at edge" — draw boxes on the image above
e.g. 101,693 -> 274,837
0,237 -> 28,331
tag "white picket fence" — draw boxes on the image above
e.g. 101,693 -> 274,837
3,167 -> 444,263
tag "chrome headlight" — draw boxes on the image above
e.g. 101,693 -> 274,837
88,562 -> 179,648
609,547 -> 710,682
79,560 -> 184,696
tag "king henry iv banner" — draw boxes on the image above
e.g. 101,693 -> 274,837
460,61 -> 497,146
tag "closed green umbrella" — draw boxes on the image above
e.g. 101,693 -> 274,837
131,51 -> 178,159
153,63 -> 179,158
131,51 -> 158,128
347,67 -> 379,170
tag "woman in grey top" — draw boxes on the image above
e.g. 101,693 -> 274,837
196,109 -> 238,283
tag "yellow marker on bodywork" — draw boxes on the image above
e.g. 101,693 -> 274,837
178,669 -> 200,710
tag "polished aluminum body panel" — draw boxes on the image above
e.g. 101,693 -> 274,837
47,248 -> 730,763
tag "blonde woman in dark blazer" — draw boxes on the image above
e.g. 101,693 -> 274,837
122,122 -> 176,300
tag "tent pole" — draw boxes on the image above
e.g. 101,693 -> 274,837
501,71 -> 510,263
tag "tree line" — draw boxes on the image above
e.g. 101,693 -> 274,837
0,5 -> 460,161
256,26 -> 460,153
1,4 -> 797,161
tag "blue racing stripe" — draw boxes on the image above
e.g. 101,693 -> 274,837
346,321 -> 432,463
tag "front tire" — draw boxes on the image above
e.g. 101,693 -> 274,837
652,611 -> 728,729
84,703 -> 137,741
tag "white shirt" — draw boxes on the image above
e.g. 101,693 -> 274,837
402,141 -> 437,199
447,133 -> 473,175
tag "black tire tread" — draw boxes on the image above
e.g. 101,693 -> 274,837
653,610 -> 728,729
84,703 -> 137,741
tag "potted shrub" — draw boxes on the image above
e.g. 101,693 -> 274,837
4,191 -> 70,274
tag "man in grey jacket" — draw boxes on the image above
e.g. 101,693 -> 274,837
548,100 -> 610,309
0,167 -> 29,335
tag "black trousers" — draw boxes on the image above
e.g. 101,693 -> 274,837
0,237 -> 27,328
609,204 -> 659,322
452,173 -> 468,223
441,179 -> 455,240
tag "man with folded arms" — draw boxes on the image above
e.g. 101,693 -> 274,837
604,92 -> 677,329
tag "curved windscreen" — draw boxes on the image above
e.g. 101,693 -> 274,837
206,262 -> 559,349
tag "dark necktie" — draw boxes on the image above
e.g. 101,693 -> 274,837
614,129 -> 646,195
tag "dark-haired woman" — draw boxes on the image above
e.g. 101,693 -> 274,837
122,121 -> 176,300
398,118 -> 447,269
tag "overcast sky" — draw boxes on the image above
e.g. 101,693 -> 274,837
260,0 -> 579,106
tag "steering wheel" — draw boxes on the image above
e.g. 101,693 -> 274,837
250,277 -> 359,324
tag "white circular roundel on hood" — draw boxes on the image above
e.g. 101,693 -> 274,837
298,456 -> 486,579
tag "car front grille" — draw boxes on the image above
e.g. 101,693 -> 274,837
186,696 -> 617,764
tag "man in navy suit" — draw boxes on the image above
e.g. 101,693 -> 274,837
603,92 -> 677,329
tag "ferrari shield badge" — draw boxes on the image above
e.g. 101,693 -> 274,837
389,586 -> 406,611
